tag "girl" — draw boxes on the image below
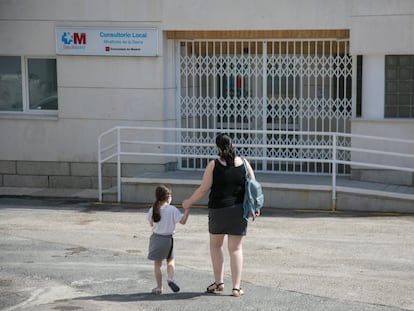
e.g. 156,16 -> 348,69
147,185 -> 190,295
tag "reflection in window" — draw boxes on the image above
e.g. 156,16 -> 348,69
28,58 -> 58,110
0,56 -> 22,111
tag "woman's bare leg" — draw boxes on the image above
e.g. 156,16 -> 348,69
228,235 -> 244,296
209,233 -> 225,289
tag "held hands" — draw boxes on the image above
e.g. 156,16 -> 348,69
182,199 -> 192,210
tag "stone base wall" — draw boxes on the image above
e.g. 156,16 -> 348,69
0,161 -> 175,189
0,160 -> 117,189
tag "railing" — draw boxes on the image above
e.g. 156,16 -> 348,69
98,126 -> 414,209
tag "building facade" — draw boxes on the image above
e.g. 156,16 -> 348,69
0,0 -> 413,190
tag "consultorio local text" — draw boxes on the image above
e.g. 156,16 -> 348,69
99,31 -> 147,38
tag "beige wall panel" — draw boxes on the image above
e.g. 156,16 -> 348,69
350,0 -> 414,54
0,21 -> 56,55
0,118 -> 101,161
351,0 -> 414,16
0,118 -> 163,162
0,0 -> 161,21
57,87 -> 164,121
350,15 -> 414,54
58,56 -> 164,89
162,0 -> 349,30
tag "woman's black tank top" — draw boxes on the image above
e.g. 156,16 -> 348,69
208,159 -> 246,209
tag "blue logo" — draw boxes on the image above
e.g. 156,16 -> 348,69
61,32 -> 73,45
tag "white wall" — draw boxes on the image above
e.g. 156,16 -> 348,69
1,0 -> 413,164
0,0 -> 166,162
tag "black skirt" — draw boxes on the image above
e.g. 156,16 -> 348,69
208,203 -> 247,235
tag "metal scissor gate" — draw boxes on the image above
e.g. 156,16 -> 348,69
177,39 -> 352,174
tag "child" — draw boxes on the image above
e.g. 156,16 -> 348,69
147,184 -> 190,295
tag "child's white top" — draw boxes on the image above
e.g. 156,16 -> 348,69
147,204 -> 183,235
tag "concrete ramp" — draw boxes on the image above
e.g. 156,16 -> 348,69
102,172 -> 414,213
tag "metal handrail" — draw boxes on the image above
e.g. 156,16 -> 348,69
98,126 -> 414,209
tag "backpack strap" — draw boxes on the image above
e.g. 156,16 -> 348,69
242,157 -> 251,221
242,157 -> 251,180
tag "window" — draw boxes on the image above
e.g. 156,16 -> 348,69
385,55 -> 414,118
0,56 -> 57,112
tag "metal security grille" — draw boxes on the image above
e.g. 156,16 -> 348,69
177,39 -> 352,174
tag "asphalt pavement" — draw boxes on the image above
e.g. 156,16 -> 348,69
0,195 -> 413,310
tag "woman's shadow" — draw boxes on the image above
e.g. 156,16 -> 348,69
73,291 -> 206,302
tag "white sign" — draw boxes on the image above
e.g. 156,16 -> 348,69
55,27 -> 158,56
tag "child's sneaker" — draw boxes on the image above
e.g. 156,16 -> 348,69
167,280 -> 180,292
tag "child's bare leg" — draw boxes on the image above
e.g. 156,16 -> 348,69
154,260 -> 163,289
166,258 -> 180,292
166,258 -> 175,281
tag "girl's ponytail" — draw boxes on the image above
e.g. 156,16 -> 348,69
152,185 -> 172,222
152,200 -> 161,223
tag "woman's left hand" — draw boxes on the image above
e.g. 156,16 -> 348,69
182,199 -> 192,209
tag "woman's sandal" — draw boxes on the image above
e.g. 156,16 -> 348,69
206,282 -> 224,293
232,288 -> 244,297
151,287 -> 162,295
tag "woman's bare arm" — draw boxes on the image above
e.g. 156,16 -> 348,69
182,160 -> 214,208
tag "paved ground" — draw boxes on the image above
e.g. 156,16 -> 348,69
0,194 -> 414,310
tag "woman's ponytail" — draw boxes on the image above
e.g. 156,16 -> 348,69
216,133 -> 236,166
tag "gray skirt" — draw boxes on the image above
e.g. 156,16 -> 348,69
147,233 -> 174,261
208,203 -> 247,235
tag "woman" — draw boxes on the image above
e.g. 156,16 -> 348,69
182,133 -> 260,297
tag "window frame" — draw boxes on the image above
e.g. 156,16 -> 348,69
0,55 -> 58,116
